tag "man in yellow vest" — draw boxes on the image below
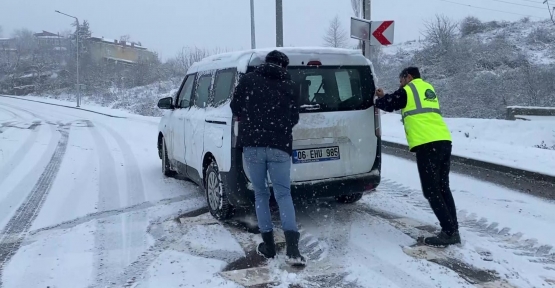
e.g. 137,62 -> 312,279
374,67 -> 460,247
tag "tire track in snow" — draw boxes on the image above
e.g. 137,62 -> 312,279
89,124 -> 125,286
93,123 -> 150,282
95,122 -> 146,205
0,123 -> 40,187
378,178 -> 555,273
88,201 -> 206,288
0,124 -> 69,287
89,125 -> 121,211
298,203 -> 437,288
0,118 -> 58,230
89,123 -> 148,283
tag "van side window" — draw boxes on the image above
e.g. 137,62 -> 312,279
176,75 -> 195,108
194,74 -> 213,108
212,68 -> 237,106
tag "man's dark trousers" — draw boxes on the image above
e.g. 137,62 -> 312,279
415,140 -> 458,235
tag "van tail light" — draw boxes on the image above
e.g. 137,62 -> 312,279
307,61 -> 322,66
232,115 -> 240,147
374,106 -> 381,137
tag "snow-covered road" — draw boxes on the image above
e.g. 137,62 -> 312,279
0,96 -> 553,288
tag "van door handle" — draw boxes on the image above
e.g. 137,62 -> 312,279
205,119 -> 227,125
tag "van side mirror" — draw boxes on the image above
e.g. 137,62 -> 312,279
157,97 -> 174,110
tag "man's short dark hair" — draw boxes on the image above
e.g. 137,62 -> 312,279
265,50 -> 289,68
399,67 -> 421,79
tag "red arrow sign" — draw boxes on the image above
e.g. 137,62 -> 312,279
372,20 -> 393,45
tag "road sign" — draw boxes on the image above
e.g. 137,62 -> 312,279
350,17 -> 394,46
370,20 -> 394,46
350,17 -> 371,41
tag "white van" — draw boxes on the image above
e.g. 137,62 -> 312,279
157,47 -> 382,220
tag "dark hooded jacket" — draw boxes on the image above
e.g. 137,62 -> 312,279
230,63 -> 300,155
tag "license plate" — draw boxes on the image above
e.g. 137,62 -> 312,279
292,147 -> 340,164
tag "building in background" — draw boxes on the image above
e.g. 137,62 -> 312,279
87,36 -> 155,65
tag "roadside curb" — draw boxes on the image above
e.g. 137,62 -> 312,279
0,95 -> 127,119
382,140 -> 555,184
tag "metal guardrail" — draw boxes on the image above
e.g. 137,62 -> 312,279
382,140 -> 555,184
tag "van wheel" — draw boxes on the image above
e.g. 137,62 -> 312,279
161,138 -> 175,177
205,160 -> 234,220
335,193 -> 363,204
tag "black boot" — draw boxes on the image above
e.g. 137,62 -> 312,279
423,230 -> 461,248
284,231 -> 306,266
257,231 -> 276,259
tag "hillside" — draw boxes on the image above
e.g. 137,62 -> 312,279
374,18 -> 555,119
35,80 -> 178,117
382,19 -> 555,65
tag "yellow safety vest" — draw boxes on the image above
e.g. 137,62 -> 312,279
401,78 -> 452,151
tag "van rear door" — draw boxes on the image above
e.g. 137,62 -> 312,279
287,65 -> 378,182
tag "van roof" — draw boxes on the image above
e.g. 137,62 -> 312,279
188,47 -> 373,74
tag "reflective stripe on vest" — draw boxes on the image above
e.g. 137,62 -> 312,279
402,82 -> 442,120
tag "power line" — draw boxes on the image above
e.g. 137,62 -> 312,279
512,0 -> 547,4
485,0 -> 546,10
439,0 -> 545,18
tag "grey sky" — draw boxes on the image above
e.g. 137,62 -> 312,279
0,0 -> 549,59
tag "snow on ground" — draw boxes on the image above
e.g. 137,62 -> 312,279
143,251 -> 240,288
363,154 -> 555,287
3,221 -> 96,288
1,96 -> 555,287
381,112 -> 555,177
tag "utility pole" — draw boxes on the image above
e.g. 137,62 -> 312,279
362,0 -> 371,58
250,0 -> 256,49
55,10 -> 80,107
276,0 -> 284,47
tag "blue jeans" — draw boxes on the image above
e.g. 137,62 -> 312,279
243,147 -> 298,233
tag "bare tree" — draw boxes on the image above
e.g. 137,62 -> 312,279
544,0 -> 555,25
423,14 -> 458,50
120,34 -> 131,42
323,15 -> 349,48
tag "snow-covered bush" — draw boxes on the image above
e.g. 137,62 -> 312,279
527,27 -> 555,44
460,16 -> 485,36
535,141 -> 555,150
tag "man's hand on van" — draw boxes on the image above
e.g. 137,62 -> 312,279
375,88 -> 385,98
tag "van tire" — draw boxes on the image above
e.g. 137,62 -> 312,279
205,160 -> 234,220
161,138 -> 176,177
335,193 -> 363,204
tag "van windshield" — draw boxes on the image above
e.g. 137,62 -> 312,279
288,66 -> 375,113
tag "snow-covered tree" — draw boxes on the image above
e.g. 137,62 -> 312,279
423,14 -> 458,51
323,15 -> 349,48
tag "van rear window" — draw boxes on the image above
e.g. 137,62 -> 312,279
288,66 -> 375,113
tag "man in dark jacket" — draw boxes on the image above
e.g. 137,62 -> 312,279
230,50 -> 305,266
374,67 -> 460,247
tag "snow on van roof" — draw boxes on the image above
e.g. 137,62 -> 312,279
189,47 -> 369,73
199,47 -> 360,62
